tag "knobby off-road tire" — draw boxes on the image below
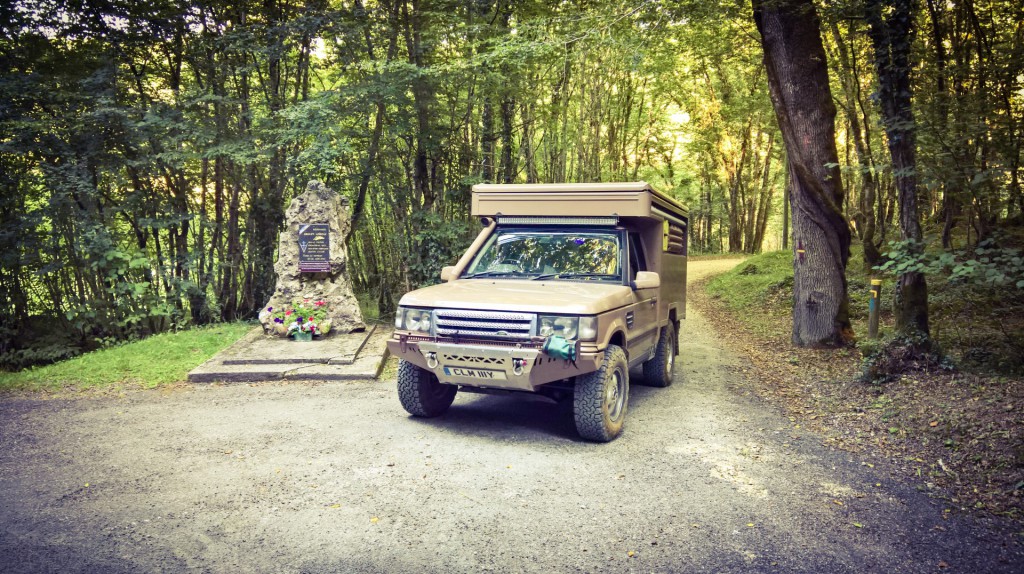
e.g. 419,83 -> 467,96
573,345 -> 629,442
642,323 -> 677,388
397,360 -> 457,417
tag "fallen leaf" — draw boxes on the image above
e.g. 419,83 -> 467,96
746,523 -> 755,528
938,561 -> 949,569
852,522 -> 863,528
832,499 -> 844,506
627,551 -> 635,558
929,421 -> 938,427
370,516 -> 379,523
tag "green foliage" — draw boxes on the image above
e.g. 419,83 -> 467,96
3,0 -> 1021,371
0,323 -> 252,391
877,237 -> 1024,290
407,211 -> 475,289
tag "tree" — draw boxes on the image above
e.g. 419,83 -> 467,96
866,0 -> 929,338
752,0 -> 853,346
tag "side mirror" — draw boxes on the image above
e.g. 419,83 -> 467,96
633,271 -> 660,290
440,266 -> 458,282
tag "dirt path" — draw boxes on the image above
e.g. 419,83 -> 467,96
1,259 -> 1020,573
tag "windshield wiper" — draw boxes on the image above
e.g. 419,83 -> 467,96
463,271 -> 531,278
532,272 -> 617,280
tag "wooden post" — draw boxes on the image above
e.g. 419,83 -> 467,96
869,279 -> 882,339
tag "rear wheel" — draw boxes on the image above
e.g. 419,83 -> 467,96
397,360 -> 457,417
573,345 -> 629,442
642,323 -> 676,387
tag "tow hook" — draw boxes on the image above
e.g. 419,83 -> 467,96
426,351 -> 439,369
512,358 -> 525,376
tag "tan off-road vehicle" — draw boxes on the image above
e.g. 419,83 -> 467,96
387,182 -> 688,441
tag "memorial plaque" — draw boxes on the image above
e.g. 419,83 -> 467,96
298,223 -> 330,272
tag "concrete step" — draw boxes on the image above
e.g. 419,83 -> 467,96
188,324 -> 390,383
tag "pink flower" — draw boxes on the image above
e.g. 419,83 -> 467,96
285,310 -> 293,316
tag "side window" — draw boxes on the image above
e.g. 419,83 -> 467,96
664,220 -> 687,256
628,232 -> 647,280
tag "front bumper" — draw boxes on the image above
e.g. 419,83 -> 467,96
387,335 -> 602,392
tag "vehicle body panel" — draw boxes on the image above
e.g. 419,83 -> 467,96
389,182 -> 688,395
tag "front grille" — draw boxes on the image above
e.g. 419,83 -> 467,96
400,334 -> 545,349
433,309 -> 535,340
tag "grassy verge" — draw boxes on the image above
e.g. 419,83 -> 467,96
699,249 -> 1023,527
0,322 -> 253,393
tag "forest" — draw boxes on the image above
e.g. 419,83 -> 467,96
1,0 -> 1022,369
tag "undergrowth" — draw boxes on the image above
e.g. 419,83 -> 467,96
705,246 -> 1023,375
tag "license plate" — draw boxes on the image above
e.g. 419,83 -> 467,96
443,366 -> 508,381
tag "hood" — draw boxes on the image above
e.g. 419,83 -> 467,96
398,279 -> 634,315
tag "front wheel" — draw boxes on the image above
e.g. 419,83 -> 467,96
573,345 -> 629,442
642,323 -> 677,387
397,360 -> 457,417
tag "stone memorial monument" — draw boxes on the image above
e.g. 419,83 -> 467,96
259,180 -> 365,336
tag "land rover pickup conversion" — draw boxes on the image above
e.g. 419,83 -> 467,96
387,182 -> 688,441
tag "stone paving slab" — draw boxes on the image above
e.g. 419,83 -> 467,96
216,326 -> 372,365
188,324 -> 390,383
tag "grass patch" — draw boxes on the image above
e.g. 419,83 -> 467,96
705,247 -> 888,342
705,250 -> 795,338
0,322 -> 253,392
356,291 -> 383,324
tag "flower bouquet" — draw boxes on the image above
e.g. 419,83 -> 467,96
266,299 -> 332,340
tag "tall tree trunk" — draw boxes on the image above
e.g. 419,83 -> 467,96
403,0 -> 436,211
828,18 -> 882,269
348,0 -> 399,244
866,0 -> 929,338
753,0 -> 853,347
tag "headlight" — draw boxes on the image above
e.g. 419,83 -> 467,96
395,307 -> 432,333
538,315 -> 597,341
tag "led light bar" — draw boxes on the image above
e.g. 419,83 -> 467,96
496,216 -> 618,226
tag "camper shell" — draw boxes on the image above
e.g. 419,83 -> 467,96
388,182 -> 688,441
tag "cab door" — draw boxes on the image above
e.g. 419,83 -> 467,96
625,232 -> 658,364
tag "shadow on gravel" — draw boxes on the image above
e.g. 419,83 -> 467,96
0,541 -> 141,574
404,376 -> 675,442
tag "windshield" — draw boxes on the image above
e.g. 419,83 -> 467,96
464,228 -> 622,282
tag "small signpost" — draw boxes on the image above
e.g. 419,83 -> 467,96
298,223 -> 330,273
868,279 -> 882,338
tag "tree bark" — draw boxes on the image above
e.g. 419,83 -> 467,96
866,0 -> 929,338
753,0 -> 853,347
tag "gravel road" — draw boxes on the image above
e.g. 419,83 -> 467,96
1,259 -> 1020,573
